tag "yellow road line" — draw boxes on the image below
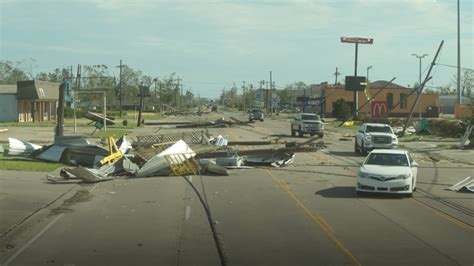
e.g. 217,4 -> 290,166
265,169 -> 362,266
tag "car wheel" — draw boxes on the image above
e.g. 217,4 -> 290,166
310,133 -> 315,136
291,129 -> 295,136
412,180 -> 416,191
354,139 -> 359,153
260,119 -> 264,122
405,193 -> 413,198
298,128 -> 304,137
318,133 -> 324,138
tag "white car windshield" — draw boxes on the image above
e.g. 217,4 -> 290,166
366,126 -> 392,133
302,115 -> 319,120
365,153 -> 409,166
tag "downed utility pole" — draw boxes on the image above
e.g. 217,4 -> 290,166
401,40 -> 444,137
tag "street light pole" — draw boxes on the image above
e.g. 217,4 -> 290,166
411,54 -> 428,86
366,66 -> 373,83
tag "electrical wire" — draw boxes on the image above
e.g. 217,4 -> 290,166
181,175 -> 228,266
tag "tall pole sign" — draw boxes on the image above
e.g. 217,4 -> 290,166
341,37 -> 373,118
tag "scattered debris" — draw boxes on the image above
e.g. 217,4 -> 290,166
216,155 -> 244,167
5,138 -> 42,156
448,176 -> 474,193
0,128 -> 8,133
143,121 -> 193,126
84,111 -> 115,125
245,152 -> 295,168
199,160 -> 228,175
460,125 -> 473,149
210,135 -> 228,147
136,140 -> 196,178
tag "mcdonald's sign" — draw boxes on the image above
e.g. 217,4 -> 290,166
371,101 -> 388,118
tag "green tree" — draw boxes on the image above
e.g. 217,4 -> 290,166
0,60 -> 29,84
332,98 -> 351,120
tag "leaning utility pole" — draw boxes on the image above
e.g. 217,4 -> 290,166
401,41 -> 444,137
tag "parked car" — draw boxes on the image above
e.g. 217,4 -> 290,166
290,113 -> 324,138
356,149 -> 418,196
249,108 -> 264,122
355,123 -> 398,155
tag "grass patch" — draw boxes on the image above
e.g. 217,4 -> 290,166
0,153 -> 64,172
93,129 -> 130,138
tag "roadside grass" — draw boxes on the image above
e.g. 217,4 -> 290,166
0,152 -> 64,172
93,129 -> 131,138
398,134 -> 459,142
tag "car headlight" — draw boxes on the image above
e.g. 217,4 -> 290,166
358,171 -> 369,178
397,174 -> 411,179
364,135 -> 372,141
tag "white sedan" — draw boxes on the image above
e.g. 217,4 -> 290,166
356,149 -> 418,196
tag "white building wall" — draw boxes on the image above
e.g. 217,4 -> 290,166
0,95 -> 18,122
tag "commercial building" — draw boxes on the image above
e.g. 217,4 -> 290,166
0,80 -> 60,122
299,81 -> 440,118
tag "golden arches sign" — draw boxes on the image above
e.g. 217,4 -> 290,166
371,101 -> 388,118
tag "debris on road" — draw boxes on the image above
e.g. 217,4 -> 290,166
448,176 -> 474,193
244,152 -> 295,167
216,155 -> 244,167
5,138 -> 42,156
136,140 -> 196,178
210,135 -> 228,147
0,128 -> 8,133
136,131 -> 208,148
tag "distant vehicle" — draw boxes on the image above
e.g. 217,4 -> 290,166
355,123 -> 398,155
356,149 -> 418,196
290,113 -> 324,138
280,108 -> 292,113
249,108 -> 264,122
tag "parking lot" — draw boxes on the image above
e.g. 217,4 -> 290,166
1,112 -> 473,266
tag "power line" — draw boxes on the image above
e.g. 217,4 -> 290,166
435,63 -> 473,71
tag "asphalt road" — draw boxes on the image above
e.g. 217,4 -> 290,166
1,112 -> 473,266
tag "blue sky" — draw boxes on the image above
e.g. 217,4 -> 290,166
1,0 -> 472,97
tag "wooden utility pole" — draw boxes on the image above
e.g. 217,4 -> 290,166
117,60 -> 124,117
56,83 -> 65,137
334,67 -> 340,85
175,77 -> 182,109
137,83 -> 145,127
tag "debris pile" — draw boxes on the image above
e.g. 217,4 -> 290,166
3,129 -> 324,184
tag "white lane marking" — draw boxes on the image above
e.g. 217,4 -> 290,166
185,206 -> 191,220
3,183 -> 99,265
3,213 -> 65,266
